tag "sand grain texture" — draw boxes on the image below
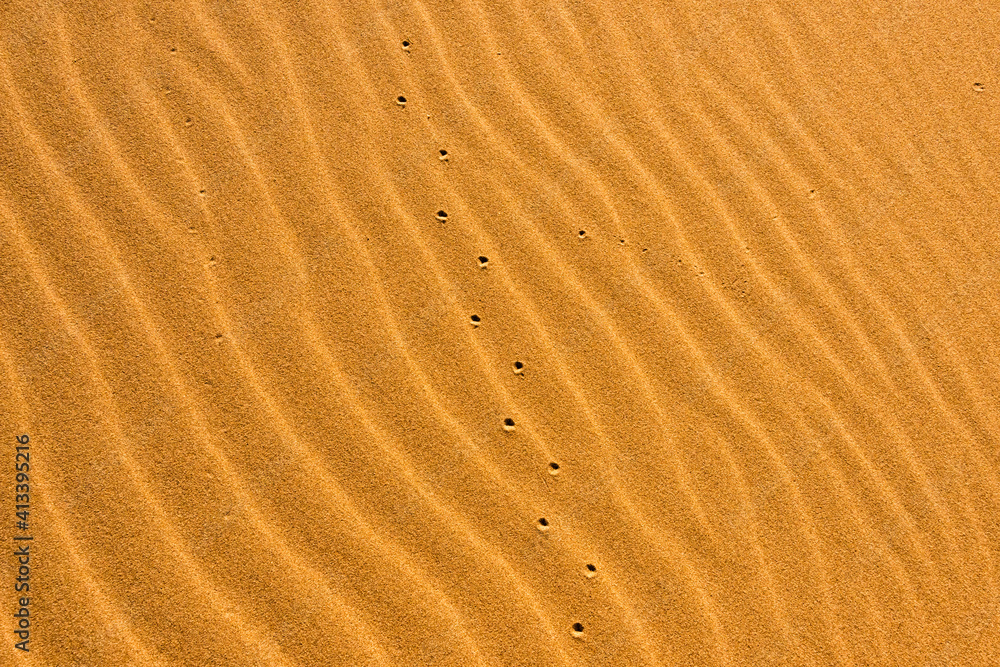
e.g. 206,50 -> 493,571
1,0 -> 998,664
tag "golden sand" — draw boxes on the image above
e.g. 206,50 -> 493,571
1,0 -> 998,664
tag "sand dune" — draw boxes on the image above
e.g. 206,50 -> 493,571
1,0 -> 998,664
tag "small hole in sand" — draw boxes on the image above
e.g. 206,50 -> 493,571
619,239 -> 625,245
548,462 -> 559,474
199,189 -> 206,196
170,47 -> 177,53
436,210 -> 448,221
439,149 -> 448,157
585,563 -> 597,577
503,417 -> 515,432
538,517 -> 549,527
396,95 -> 407,105
470,314 -> 481,326
478,256 -> 489,268
973,82 -> 985,92
513,361 -> 524,373
572,622 -> 584,635
578,230 -> 586,238
402,40 -> 411,48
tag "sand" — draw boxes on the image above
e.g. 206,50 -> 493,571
0,0 -> 998,664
